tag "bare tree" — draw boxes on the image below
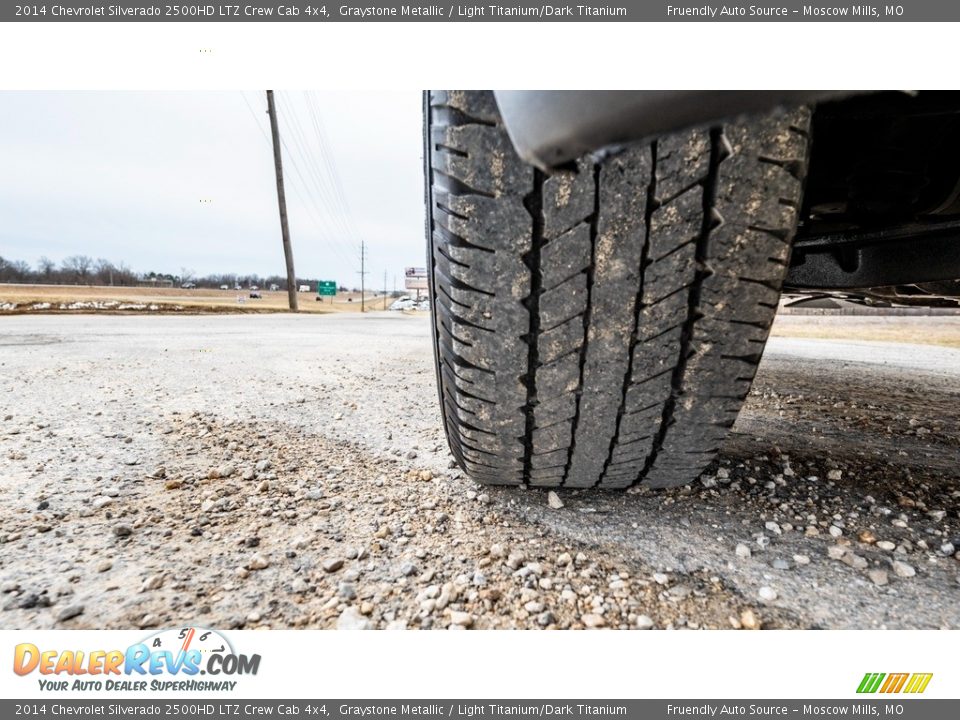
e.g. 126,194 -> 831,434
61,255 -> 93,283
95,258 -> 116,286
37,256 -> 55,280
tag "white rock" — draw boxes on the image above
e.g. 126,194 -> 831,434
140,574 -> 164,592
892,560 -> 916,578
547,491 -> 564,510
449,610 -> 474,628
827,545 -> 847,560
758,586 -> 778,602
247,553 -> 270,571
336,607 -> 371,630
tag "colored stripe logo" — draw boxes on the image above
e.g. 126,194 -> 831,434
857,673 -> 933,694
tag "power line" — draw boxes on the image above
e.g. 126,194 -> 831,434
275,93 -> 360,259
243,91 -> 359,274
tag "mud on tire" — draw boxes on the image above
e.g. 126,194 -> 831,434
424,90 -> 810,489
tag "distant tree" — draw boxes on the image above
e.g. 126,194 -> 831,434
61,255 -> 93,283
37,256 -> 55,280
9,260 -> 31,281
0,257 -> 33,283
113,262 -> 137,286
94,258 -> 117,286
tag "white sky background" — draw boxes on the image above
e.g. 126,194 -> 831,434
0,91 -> 425,289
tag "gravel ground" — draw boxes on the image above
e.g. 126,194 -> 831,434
0,313 -> 957,630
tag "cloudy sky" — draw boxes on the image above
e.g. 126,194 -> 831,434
0,91 -> 425,288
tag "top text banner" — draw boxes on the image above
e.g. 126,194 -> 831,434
1,2 -> 953,22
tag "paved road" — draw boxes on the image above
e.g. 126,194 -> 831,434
0,313 -> 957,629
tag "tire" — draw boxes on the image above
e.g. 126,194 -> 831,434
424,91 -> 811,489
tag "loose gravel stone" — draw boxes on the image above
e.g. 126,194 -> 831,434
868,570 -> 889,586
758,586 -> 778,602
739,609 -> 761,630
636,615 -> 654,630
827,545 -> 847,560
56,604 -> 84,622
247,554 -> 269,571
336,607 -> 371,630
841,553 -> 868,570
322,558 -> 344,573
547,492 -> 564,510
449,611 -> 473,628
580,613 -> 605,628
140,574 -> 164,591
892,561 -> 916,578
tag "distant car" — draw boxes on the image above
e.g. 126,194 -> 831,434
219,284 -> 229,290
181,282 -> 196,289
389,297 -> 415,311
249,291 -> 262,299
269,283 -> 280,291
250,285 -> 260,291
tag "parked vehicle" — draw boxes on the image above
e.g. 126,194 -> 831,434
389,296 -> 415,311
424,90 -> 960,489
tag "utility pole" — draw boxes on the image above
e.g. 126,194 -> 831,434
383,269 -> 387,310
356,239 -> 368,312
266,90 -> 298,312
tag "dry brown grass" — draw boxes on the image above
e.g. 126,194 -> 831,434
0,284 -> 401,314
771,314 -> 960,349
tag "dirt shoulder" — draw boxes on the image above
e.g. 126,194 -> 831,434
0,313 -> 957,630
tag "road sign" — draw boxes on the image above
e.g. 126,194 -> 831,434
317,281 -> 337,297
404,267 -> 428,291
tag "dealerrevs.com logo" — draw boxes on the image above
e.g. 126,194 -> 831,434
856,673 -> 933,694
13,627 -> 260,692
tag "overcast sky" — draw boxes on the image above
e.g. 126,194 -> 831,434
0,91 -> 425,288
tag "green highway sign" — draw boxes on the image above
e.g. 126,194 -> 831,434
317,281 -> 336,297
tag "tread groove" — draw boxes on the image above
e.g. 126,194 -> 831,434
599,140 -> 657,487
635,126 -> 726,485
560,162 -> 601,487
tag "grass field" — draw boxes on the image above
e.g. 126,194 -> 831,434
770,314 -> 960,349
3,285 -> 959,350
0,284 -> 405,314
